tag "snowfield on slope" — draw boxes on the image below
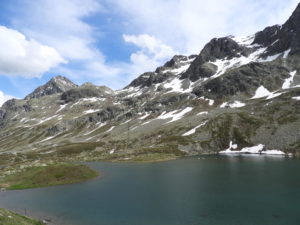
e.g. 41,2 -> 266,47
219,142 -> 286,155
142,107 -> 193,125
182,121 -> 207,136
220,101 -> 245,108
251,86 -> 282,99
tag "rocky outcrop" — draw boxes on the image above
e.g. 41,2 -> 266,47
61,85 -> 111,103
25,75 -> 78,100
192,62 -> 290,98
181,37 -> 251,81
127,72 -> 171,88
127,55 -> 196,88
254,3 -> 300,57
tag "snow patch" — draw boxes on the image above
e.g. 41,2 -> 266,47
258,52 -> 281,62
162,60 -> 193,75
126,90 -> 143,98
220,143 -> 286,155
261,150 -> 286,155
157,107 -> 193,124
105,126 -> 115,133
283,49 -> 291,58
209,47 -> 267,78
164,78 -> 192,93
282,71 -> 297,89
20,118 -> 28,123
251,86 -> 282,99
56,104 -> 67,113
82,97 -> 105,102
220,101 -> 245,108
164,64 -> 190,75
83,109 -> 99,114
143,107 -> 193,125
199,97 -> 215,106
292,96 -> 300,100
120,119 -> 132,125
240,144 -> 265,154
109,149 -> 115,154
231,35 -> 255,46
139,113 -> 150,120
39,136 -> 55,143
36,115 -> 58,125
84,123 -> 106,136
197,111 -> 208,116
182,121 -> 207,136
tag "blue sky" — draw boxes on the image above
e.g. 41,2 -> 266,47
0,0 -> 299,105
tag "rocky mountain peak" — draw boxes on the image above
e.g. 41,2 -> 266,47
25,75 -> 78,100
199,37 -> 250,63
252,25 -> 281,46
180,37 -> 252,82
163,55 -> 192,68
283,3 -> 300,31
252,3 -> 300,57
126,54 -> 196,89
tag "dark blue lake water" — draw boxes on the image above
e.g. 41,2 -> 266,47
1,155 -> 300,225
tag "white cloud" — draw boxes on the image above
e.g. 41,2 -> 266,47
0,25 -> 66,77
18,0 -> 102,61
0,90 -> 14,107
123,34 -> 177,60
122,34 -> 177,78
10,0 -> 126,88
111,0 -> 300,54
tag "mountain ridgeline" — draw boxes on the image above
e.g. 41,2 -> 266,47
1,4 -> 300,162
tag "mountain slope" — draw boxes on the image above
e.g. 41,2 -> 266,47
1,4 -> 300,163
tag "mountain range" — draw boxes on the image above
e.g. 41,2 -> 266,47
1,4 -> 300,163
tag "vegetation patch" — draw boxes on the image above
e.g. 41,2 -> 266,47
159,135 -> 192,145
47,142 -> 104,156
232,127 -> 251,147
277,114 -> 298,125
209,114 -> 233,149
129,153 -> 178,162
0,208 -> 43,225
238,112 -> 263,127
0,163 -> 99,190
139,145 -> 185,156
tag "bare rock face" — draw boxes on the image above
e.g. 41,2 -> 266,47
181,37 -> 251,82
192,63 -> 291,98
25,75 -> 78,100
61,84 -> 112,103
253,3 -> 300,57
127,55 -> 196,88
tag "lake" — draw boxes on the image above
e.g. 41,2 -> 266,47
1,155 -> 300,225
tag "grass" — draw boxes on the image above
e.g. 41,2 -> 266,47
0,163 -> 99,190
0,208 -> 43,225
127,153 -> 179,162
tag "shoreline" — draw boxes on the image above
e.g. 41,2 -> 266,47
0,206 -> 74,225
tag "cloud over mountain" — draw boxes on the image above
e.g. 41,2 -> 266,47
0,26 -> 65,77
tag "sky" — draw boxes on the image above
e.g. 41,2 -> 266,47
0,0 -> 299,105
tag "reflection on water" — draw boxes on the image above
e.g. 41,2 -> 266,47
0,156 -> 299,225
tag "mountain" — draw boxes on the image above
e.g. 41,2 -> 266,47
25,75 -> 78,100
1,4 -> 300,163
